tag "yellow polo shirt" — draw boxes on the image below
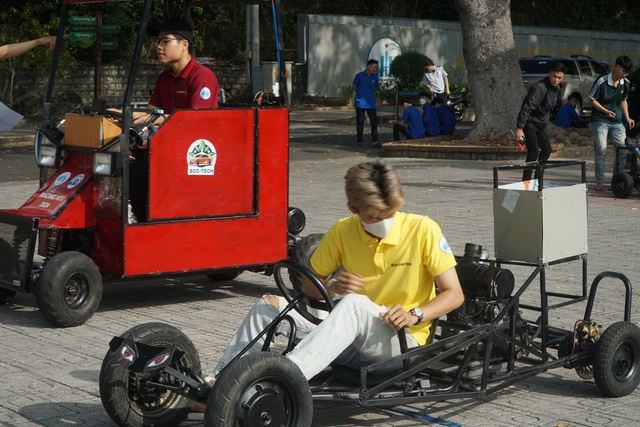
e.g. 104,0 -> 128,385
310,212 -> 456,345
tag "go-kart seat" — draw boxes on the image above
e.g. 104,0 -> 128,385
329,319 -> 438,386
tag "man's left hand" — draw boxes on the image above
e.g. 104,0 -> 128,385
379,304 -> 415,331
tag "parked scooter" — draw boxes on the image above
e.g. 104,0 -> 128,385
447,91 -> 469,122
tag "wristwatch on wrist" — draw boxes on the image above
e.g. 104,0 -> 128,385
409,307 -> 424,325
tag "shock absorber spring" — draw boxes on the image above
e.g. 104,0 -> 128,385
45,229 -> 58,258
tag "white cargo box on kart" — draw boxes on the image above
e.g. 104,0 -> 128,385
493,179 -> 588,264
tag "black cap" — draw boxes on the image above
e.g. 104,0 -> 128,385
148,17 -> 193,45
423,59 -> 434,68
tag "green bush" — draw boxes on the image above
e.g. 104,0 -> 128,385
389,51 -> 428,92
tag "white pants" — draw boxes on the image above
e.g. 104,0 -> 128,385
211,293 -> 418,380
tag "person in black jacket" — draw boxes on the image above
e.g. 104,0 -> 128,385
514,61 -> 566,181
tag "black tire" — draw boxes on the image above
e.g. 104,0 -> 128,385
453,103 -> 465,122
207,271 -> 242,281
99,322 -> 201,427
205,352 -> 312,427
593,321 -> 640,397
35,251 -> 103,327
292,233 -> 324,268
292,233 -> 344,280
611,172 -> 634,198
289,233 -> 324,292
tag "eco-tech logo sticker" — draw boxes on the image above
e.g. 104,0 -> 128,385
186,139 -> 217,176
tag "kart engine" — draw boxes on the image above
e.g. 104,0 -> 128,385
443,244 -> 521,354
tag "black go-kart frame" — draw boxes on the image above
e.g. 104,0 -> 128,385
98,161 -> 640,426
98,245 -> 640,427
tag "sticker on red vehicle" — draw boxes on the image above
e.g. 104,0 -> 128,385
54,172 -> 71,186
187,139 -> 217,176
67,173 -> 85,189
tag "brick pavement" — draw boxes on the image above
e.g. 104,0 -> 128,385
1,114 -> 639,426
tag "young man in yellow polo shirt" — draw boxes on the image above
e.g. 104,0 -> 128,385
204,160 -> 463,383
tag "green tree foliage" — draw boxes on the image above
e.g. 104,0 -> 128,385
389,51 -> 427,92
511,0 -> 640,33
2,0 -> 638,83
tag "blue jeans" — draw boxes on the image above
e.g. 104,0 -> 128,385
591,121 -> 626,184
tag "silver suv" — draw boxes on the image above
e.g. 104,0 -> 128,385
519,55 -> 609,117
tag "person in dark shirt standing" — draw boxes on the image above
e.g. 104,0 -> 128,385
589,55 -> 635,191
352,59 -> 380,147
514,61 -> 566,181
393,99 -> 425,141
419,91 -> 440,137
432,96 -> 456,136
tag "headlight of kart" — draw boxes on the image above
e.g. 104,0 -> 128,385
34,129 -> 65,168
93,152 -> 119,176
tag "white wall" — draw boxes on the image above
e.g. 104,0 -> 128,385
297,14 -> 640,97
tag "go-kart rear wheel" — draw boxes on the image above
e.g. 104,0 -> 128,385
291,233 -> 344,287
99,322 -> 201,427
292,233 -> 324,270
205,352 -> 312,427
611,172 -> 634,198
35,251 -> 103,327
593,321 -> 640,397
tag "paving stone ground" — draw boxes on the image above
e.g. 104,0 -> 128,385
1,111 -> 639,426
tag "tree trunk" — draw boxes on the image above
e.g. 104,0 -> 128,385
454,0 -> 526,142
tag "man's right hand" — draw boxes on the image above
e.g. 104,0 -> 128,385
327,272 -> 364,296
514,128 -> 525,144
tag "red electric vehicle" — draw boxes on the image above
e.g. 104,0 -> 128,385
0,0 -> 303,327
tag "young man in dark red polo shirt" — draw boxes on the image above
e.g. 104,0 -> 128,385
146,17 -> 219,119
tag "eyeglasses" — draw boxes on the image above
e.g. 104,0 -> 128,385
154,37 -> 179,47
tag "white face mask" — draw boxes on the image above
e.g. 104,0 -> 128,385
361,217 -> 395,239
419,98 -> 427,106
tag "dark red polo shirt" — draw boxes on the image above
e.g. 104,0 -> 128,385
149,57 -> 219,112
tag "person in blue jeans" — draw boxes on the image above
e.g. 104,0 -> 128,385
432,96 -> 456,135
555,95 -> 586,128
393,99 -> 425,141
419,91 -> 440,137
589,55 -> 635,191
352,59 -> 380,148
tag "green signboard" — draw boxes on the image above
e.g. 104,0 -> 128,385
69,32 -> 98,42
101,24 -> 122,34
100,41 -> 118,50
68,16 -> 97,25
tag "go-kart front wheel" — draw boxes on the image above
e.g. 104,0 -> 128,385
611,172 -> 634,198
593,321 -> 640,397
205,352 -> 312,427
99,322 -> 201,427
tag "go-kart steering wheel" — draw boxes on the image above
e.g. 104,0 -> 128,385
273,260 -> 335,325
